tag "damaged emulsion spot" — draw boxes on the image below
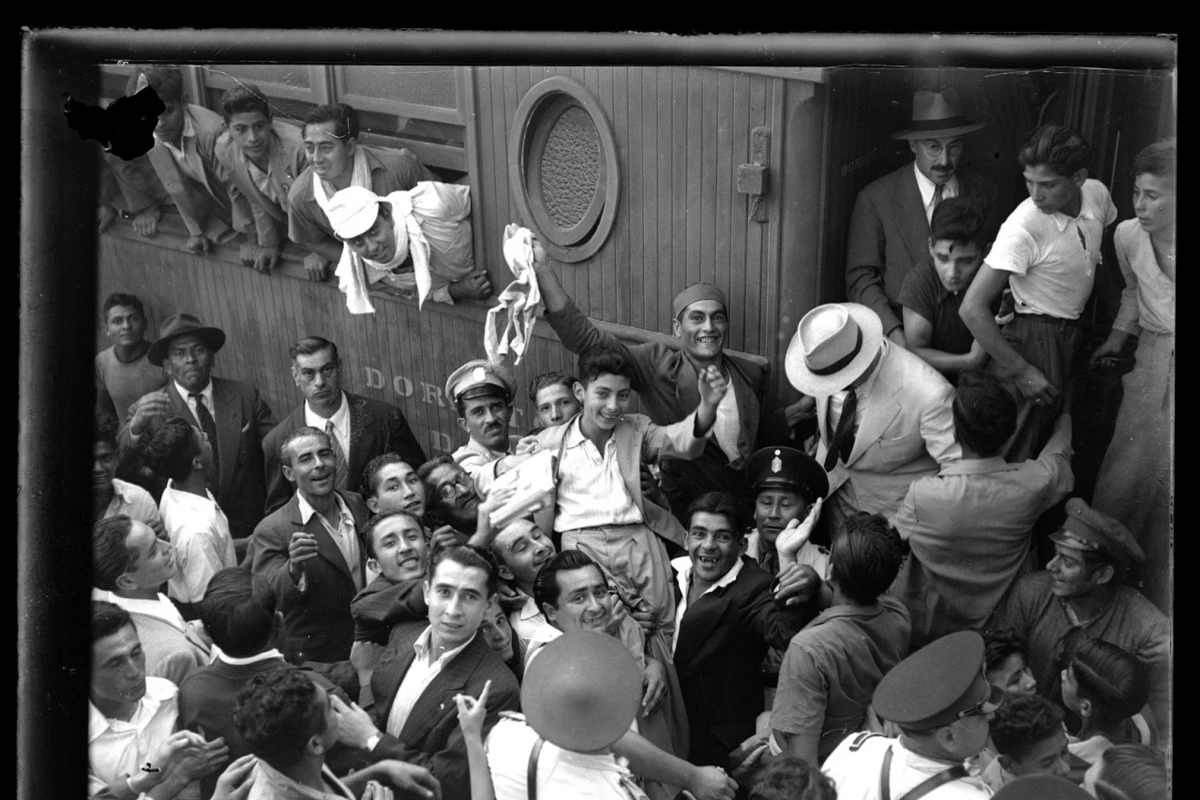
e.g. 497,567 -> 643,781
62,86 -> 164,161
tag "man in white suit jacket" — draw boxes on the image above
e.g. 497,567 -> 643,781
785,303 -> 960,537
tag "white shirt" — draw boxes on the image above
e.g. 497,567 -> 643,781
670,554 -> 744,655
217,648 -> 285,666
822,735 -> 990,800
160,480 -> 237,604
485,715 -> 648,800
510,594 -> 558,665
245,154 -> 283,206
91,589 -> 190,632
555,417 -> 644,531
986,178 -> 1118,319
914,163 -> 960,225
296,491 -> 362,592
177,380 -> 217,427
712,380 -> 742,463
103,478 -> 164,531
385,626 -> 476,737
305,392 -> 351,462
155,112 -> 197,168
88,677 -> 183,799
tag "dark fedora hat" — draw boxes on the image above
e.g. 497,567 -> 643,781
147,313 -> 226,366
892,89 -> 985,140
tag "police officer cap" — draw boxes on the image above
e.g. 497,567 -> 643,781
746,447 -> 829,502
445,359 -> 514,407
873,631 -> 1004,731
992,774 -> 1093,800
1050,498 -> 1144,566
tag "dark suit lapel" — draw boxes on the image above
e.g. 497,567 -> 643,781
374,625 -> 421,723
675,580 -> 735,669
212,379 -> 242,500
398,633 -> 485,742
347,395 -> 377,480
166,382 -> 194,424
305,500 -> 355,583
892,166 -> 931,268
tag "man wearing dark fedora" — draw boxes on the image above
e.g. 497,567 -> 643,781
846,89 -> 1001,349
120,312 -> 277,544
784,303 -> 959,541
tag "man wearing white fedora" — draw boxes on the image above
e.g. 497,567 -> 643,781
785,303 -> 960,539
846,89 -> 1000,349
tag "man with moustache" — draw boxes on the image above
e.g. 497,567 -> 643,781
846,89 -> 1000,349
120,313 -> 277,544
262,336 -> 426,516
445,360 -> 525,498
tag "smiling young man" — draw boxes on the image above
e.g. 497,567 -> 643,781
214,83 -> 309,274
489,519 -> 557,663
285,103 -> 435,283
95,292 -> 165,420
846,89 -> 1000,350
91,516 -> 213,686
262,336 -> 425,516
351,510 -> 433,647
331,546 -> 521,800
247,427 -> 371,665
960,124 -> 1118,463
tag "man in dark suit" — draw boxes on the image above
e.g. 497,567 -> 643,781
120,312 -> 277,544
246,426 -> 370,665
262,336 -> 426,516
330,545 -> 521,800
846,89 -> 1001,348
672,492 -> 821,769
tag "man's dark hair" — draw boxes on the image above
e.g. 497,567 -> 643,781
528,371 -> 577,403
417,454 -> 459,515
124,66 -> 184,103
199,568 -> 277,658
278,426 -> 332,469
360,453 -> 411,501
983,629 -> 1030,674
95,413 -> 120,449
1132,139 -> 1176,181
929,197 -> 986,249
302,103 -> 359,141
234,669 -> 328,768
91,600 -> 136,644
953,370 -> 1017,456
749,757 -> 838,800
289,336 -> 339,363
687,492 -> 746,535
220,83 -> 271,122
1094,744 -> 1168,800
140,416 -> 202,483
430,545 -> 498,598
362,510 -> 422,561
93,515 -> 137,592
990,694 -> 1066,762
577,346 -> 634,388
1070,638 -> 1151,731
829,512 -> 907,606
102,292 -> 145,321
1018,124 -> 1092,178
533,550 -> 603,612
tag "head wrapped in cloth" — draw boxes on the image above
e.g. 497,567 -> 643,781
327,186 -> 434,308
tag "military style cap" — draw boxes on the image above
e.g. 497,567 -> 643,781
873,631 -> 1005,731
1050,498 -> 1144,566
746,447 -> 830,502
992,775 -> 1093,800
445,359 -> 515,407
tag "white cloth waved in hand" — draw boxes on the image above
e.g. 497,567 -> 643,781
484,224 -> 543,366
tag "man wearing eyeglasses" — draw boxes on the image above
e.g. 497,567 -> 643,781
262,336 -> 427,516
672,492 -> 820,770
846,89 -> 1000,350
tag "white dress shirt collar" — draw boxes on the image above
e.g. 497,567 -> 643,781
305,391 -> 350,435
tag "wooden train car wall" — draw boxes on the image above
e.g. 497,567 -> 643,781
96,65 -> 827,457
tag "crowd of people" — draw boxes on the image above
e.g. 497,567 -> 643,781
88,68 -> 1172,800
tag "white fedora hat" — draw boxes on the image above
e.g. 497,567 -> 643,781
785,303 -> 884,396
892,89 -> 985,140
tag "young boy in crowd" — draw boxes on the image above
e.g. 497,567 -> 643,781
983,629 -> 1040,698
94,413 -> 164,535
95,292 -> 164,420
983,694 -> 1072,791
527,371 -> 581,435
898,197 -> 994,377
141,416 -> 237,618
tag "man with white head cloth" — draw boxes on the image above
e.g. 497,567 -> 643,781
325,183 -> 488,313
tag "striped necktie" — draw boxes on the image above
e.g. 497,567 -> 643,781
326,420 -> 348,491
190,393 -> 220,478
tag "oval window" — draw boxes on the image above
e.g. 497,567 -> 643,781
509,77 -> 620,263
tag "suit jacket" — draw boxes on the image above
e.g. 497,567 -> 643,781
128,611 -> 212,688
543,300 -> 791,511
673,556 -> 811,766
530,411 -> 704,548
816,342 -> 960,530
846,162 -> 1001,334
215,120 -> 308,247
118,376 -> 277,541
262,392 -> 427,516
370,622 -> 521,800
245,490 -> 371,664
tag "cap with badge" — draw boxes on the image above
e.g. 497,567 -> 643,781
445,359 -> 515,407
746,446 -> 829,503
872,631 -> 1005,732
1050,498 -> 1144,566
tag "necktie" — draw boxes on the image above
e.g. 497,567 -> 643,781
191,393 -> 220,477
932,182 -> 944,215
823,390 -> 858,472
760,548 -> 778,578
326,420 -> 348,491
